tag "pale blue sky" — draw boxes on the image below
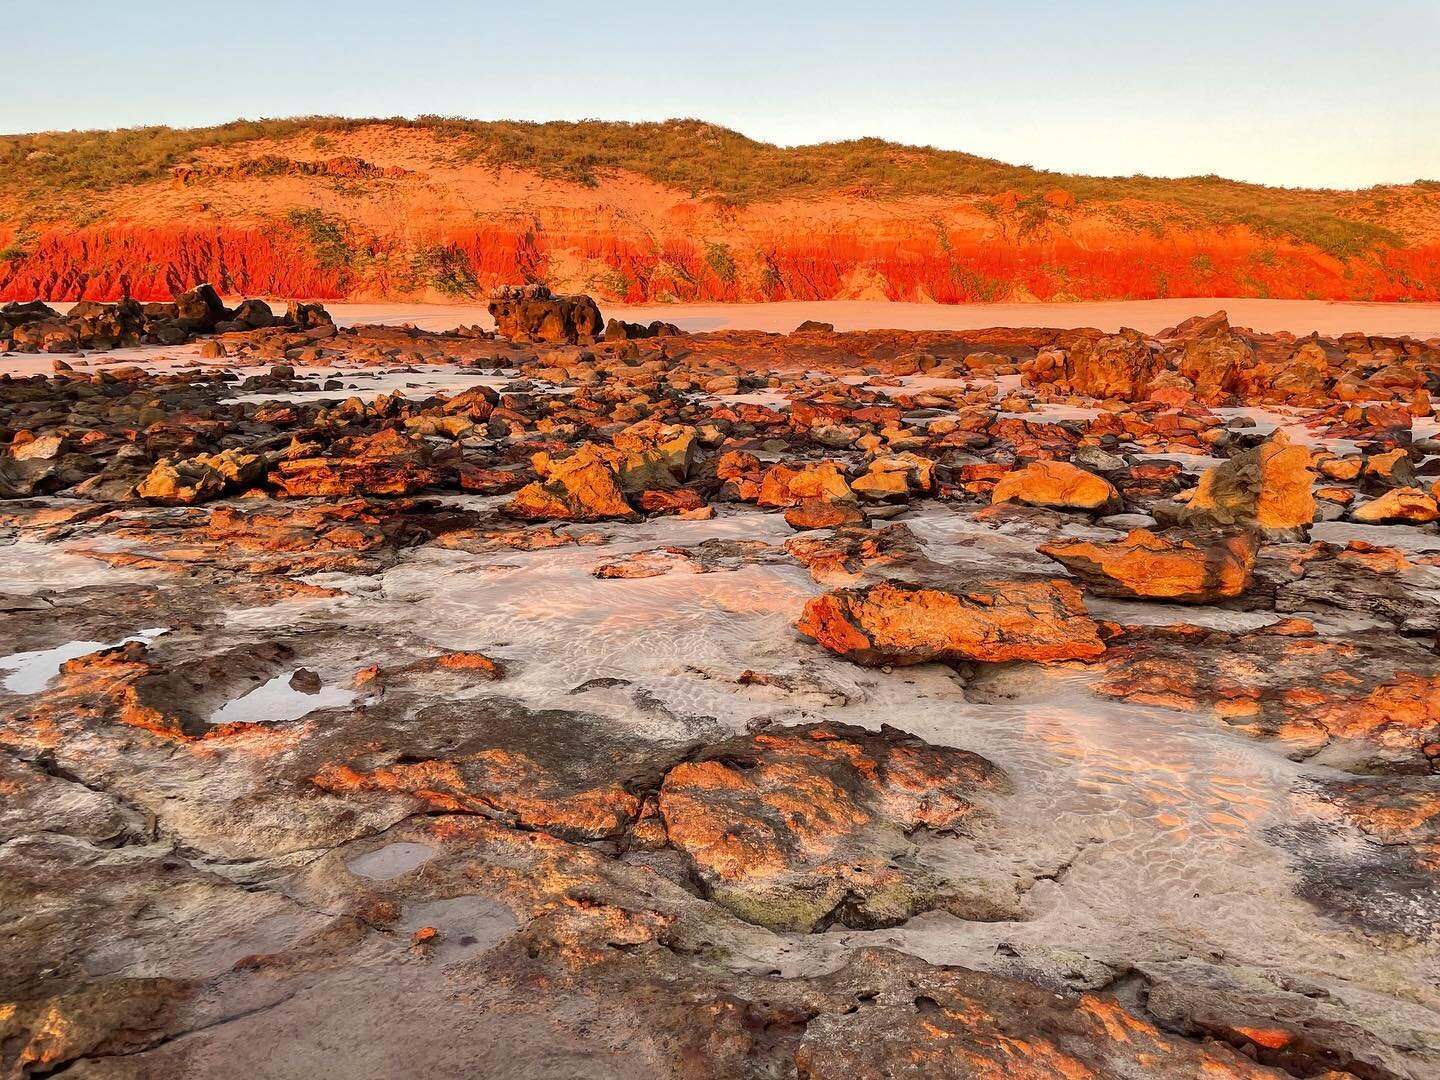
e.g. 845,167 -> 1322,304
5,0 -> 1437,189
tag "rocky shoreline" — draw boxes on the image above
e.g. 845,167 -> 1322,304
1,289 -> 1437,1077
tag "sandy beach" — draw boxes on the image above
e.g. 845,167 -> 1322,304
322,298 -> 1440,339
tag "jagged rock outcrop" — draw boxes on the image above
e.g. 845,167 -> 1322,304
1157,431 -> 1316,538
487,284 -> 603,343
505,445 -> 637,521
1026,327 -> 1159,399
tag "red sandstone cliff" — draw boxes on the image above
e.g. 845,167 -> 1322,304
1,120 -> 1437,303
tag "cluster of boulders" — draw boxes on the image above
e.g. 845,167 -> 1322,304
484,284 -> 681,345
3,295 -> 1440,1078
3,300 -> 1436,767
1022,309 -> 1438,412
0,284 -> 333,353
4,299 -> 1438,548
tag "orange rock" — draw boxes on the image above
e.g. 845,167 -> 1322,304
1336,542 -> 1411,574
505,446 -> 637,522
1057,328 -> 1159,400
1039,528 -> 1257,603
1362,447 -> 1416,487
1172,431 -> 1315,536
756,461 -> 854,508
785,523 -> 920,584
655,722 -> 1008,931
1317,454 -> 1363,481
312,752 -> 639,841
1092,624 -> 1440,769
1173,312 -> 1255,396
850,453 -> 936,502
784,498 -> 866,530
268,456 -> 440,498
797,578 -> 1105,666
634,488 -> 706,515
1351,487 -> 1440,524
991,460 -> 1119,512
433,651 -> 505,677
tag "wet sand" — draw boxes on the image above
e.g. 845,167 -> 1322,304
323,298 -> 1440,339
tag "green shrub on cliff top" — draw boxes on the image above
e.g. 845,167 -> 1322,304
0,116 -> 1418,260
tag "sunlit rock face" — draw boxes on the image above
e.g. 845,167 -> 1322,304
1038,528 -> 1258,603
797,578 -> 1106,666
0,305 -> 1438,1078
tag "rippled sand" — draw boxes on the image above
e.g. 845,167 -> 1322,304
265,503 -> 1430,1040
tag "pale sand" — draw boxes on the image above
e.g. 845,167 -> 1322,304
322,298 -> 1440,339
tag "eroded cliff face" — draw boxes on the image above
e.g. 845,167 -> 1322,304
2,124 -> 1438,303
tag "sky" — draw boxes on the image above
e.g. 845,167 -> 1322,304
3,0 -> 1438,190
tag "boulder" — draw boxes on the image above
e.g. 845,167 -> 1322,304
797,578 -> 1105,666
1160,431 -> 1316,538
784,498 -> 866,530
991,460 -> 1119,513
756,462 -> 855,508
1046,327 -> 1159,399
285,300 -> 335,329
0,453 -> 99,498
505,446 -> 637,521
137,450 -> 266,506
1363,448 -> 1418,489
851,453 -> 936,502
488,285 -> 603,344
173,284 -> 232,330
604,318 -> 681,341
10,434 -> 68,462
1173,312 -> 1255,397
231,299 -> 277,329
610,421 -> 696,492
1350,488 -> 1440,525
785,524 -> 921,583
10,318 -> 80,353
1039,528 -> 1257,603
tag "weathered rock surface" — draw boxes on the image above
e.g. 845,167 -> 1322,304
1045,326 -> 1159,399
992,459 -> 1121,512
1,309 -> 1438,1079
1091,621 -> 1440,772
1351,486 -> 1440,524
487,284 -> 604,343
1040,528 -> 1257,602
654,722 -> 1012,931
505,446 -> 638,521
1158,431 -> 1316,537
798,578 -> 1106,666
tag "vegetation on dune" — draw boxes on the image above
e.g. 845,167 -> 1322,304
283,207 -> 356,271
0,116 -> 1422,259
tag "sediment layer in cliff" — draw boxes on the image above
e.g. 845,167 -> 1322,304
2,118 -> 1437,303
